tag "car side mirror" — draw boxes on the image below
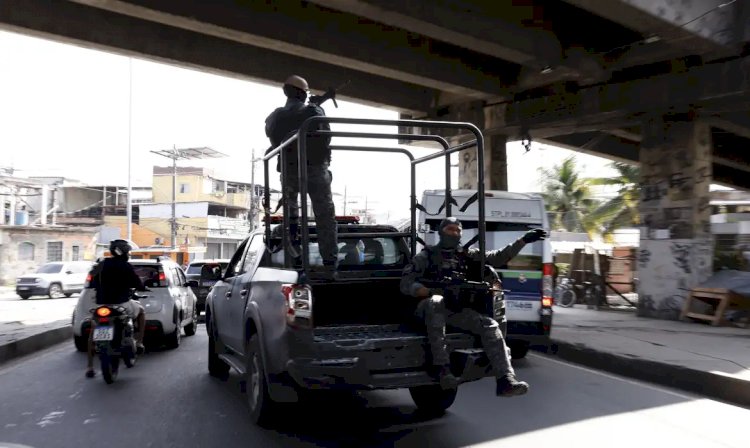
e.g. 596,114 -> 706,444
186,280 -> 199,288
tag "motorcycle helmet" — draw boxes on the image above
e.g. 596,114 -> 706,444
109,239 -> 132,258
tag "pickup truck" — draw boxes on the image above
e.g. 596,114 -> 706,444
204,223 -> 505,427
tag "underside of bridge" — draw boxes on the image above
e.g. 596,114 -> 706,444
2,0 -> 750,319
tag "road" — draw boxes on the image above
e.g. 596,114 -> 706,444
0,328 -> 747,448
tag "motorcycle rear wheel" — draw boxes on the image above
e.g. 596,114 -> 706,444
100,354 -> 120,384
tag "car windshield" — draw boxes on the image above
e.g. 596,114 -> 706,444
269,236 -> 408,269
36,264 -> 63,274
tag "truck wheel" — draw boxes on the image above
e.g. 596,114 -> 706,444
509,340 -> 529,359
18,294 -> 31,300
246,334 -> 278,428
207,329 -> 230,378
409,385 -> 457,416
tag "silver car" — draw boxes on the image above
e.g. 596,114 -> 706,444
71,257 -> 198,352
16,261 -> 93,299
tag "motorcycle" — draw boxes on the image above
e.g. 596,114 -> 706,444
90,292 -> 145,384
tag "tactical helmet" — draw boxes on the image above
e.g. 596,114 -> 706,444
438,217 -> 462,250
284,75 -> 309,92
109,239 -> 132,258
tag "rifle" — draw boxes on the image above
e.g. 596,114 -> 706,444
308,80 -> 351,108
423,271 -> 501,316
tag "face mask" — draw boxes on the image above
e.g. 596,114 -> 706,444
439,233 -> 461,250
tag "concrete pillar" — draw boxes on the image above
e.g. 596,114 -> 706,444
457,104 -> 508,191
637,116 -> 713,319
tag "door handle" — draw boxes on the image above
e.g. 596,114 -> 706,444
239,289 -> 248,297
225,291 -> 232,298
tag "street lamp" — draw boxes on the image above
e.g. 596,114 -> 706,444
150,146 -> 226,249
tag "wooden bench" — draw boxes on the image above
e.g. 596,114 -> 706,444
680,287 -> 750,327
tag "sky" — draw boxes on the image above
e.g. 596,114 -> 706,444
0,30 -> 622,223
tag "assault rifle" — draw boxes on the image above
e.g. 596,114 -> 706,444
308,80 -> 351,108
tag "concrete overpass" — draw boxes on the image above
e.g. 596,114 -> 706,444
2,0 -> 749,320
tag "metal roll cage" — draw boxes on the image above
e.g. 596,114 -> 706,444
263,117 -> 486,275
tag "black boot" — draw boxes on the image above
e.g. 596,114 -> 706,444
430,365 -> 458,390
496,374 -> 529,397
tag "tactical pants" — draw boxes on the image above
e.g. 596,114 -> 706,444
281,163 -> 338,264
415,295 -> 514,378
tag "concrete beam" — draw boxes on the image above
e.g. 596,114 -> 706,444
309,0 -> 605,87
72,0 -> 508,99
504,55 -> 750,136
565,0 -> 743,57
0,0 -> 435,113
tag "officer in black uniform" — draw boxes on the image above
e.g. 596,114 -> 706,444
400,217 -> 547,396
265,75 -> 338,270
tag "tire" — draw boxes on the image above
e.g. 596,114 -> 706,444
164,325 -> 181,349
100,354 -> 119,384
184,307 -> 197,336
509,340 -> 529,359
409,385 -> 457,417
18,294 -> 31,300
559,289 -> 577,308
207,329 -> 230,379
64,293 -> 73,298
246,334 -> 278,428
74,335 -> 88,352
48,283 -> 63,299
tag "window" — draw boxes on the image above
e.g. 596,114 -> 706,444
171,267 -> 185,286
37,263 -> 63,274
18,242 -> 34,261
176,267 -> 187,286
240,236 -> 265,274
268,235 -> 408,269
133,265 -> 166,288
179,183 -> 190,194
71,245 -> 80,261
47,242 -> 63,262
224,238 -> 249,278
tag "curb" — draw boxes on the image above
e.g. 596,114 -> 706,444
545,339 -> 750,409
0,325 -> 72,365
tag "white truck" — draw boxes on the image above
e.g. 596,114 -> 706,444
417,189 -> 553,358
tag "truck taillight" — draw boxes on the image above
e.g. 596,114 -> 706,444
282,284 -> 312,328
542,263 -> 553,307
84,274 -> 92,287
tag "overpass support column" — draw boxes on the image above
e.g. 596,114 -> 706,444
637,116 -> 713,319
456,104 -> 508,191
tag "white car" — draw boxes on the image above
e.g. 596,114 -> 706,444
16,261 -> 93,299
72,257 -> 198,352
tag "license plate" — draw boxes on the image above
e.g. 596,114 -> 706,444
18,287 -> 29,290
93,326 -> 114,341
202,280 -> 216,287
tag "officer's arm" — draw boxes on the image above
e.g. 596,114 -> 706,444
400,252 -> 430,298
467,237 -> 527,267
264,111 -> 277,139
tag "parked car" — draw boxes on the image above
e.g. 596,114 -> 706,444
16,261 -> 93,299
184,259 -> 229,318
71,256 -> 198,352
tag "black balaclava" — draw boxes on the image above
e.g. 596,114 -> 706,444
438,217 -> 462,250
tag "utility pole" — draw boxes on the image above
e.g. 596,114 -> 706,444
248,148 -> 262,230
172,145 -> 177,249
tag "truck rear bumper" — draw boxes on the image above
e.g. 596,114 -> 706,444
286,348 -> 493,391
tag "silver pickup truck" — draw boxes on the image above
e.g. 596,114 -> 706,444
204,223 -> 505,428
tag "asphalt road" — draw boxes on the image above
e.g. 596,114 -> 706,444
0,327 -> 747,448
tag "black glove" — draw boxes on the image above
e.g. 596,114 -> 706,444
523,228 -> 547,243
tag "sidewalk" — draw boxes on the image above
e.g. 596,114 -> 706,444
549,306 -> 750,408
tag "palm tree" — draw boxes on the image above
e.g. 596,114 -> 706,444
586,161 -> 640,241
539,156 -> 599,234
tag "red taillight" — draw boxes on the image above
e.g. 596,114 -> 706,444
542,263 -> 553,307
543,263 -> 554,277
158,272 -> 166,281
86,274 -> 92,282
98,317 -> 109,324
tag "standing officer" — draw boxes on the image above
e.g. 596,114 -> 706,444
265,75 -> 338,271
401,217 -> 547,396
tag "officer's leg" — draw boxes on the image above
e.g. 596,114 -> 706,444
447,309 -> 528,396
281,169 -> 301,259
307,166 -> 338,266
415,296 -> 458,389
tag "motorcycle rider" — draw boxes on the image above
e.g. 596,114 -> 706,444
264,74 -> 338,273
400,217 -> 547,396
85,239 -> 148,378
